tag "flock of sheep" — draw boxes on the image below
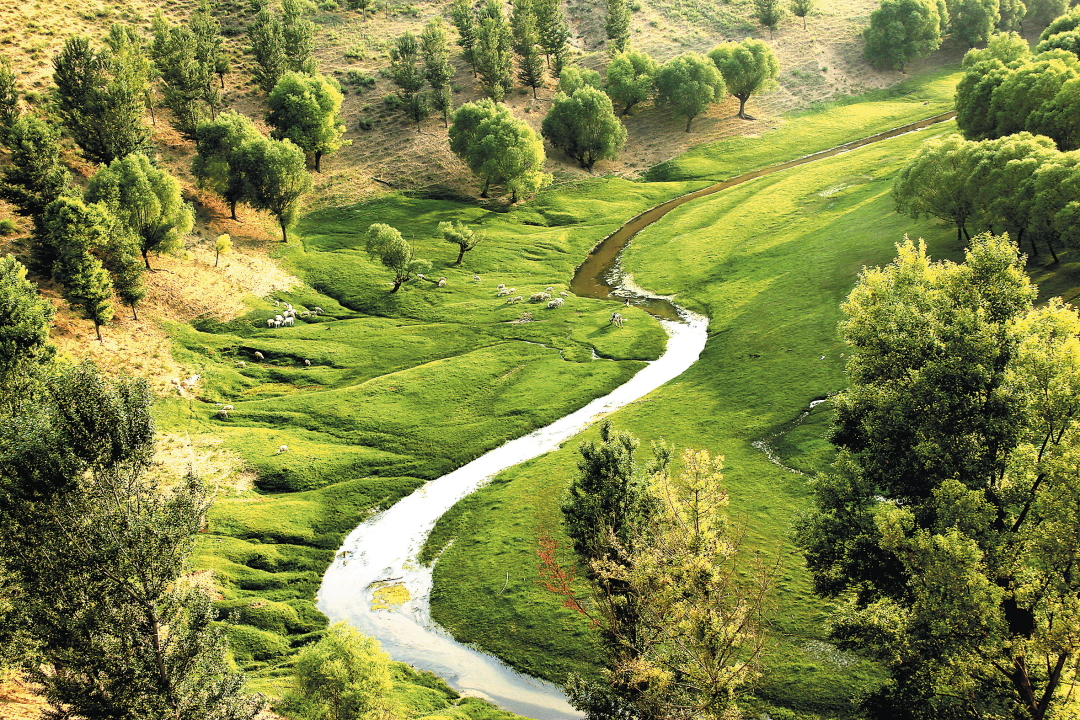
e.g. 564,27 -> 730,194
495,283 -> 571,310
266,302 -> 325,329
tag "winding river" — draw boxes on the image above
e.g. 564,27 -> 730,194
316,110 -> 957,719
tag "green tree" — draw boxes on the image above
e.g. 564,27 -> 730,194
44,197 -> 115,342
955,35 -> 1027,140
420,20 -> 456,126
450,0 -> 479,74
1040,5 -> 1080,39
106,24 -> 158,126
193,111 -> 263,220
282,0 -> 317,74
790,0 -> 815,30
997,0 -> 1026,31
388,32 -> 429,130
754,0 -> 785,37
988,51 -> 1080,139
152,15 -> 218,140
558,64 -> 602,94
536,0 -> 571,77
541,86 -> 627,171
346,0 -> 374,20
85,153 -> 194,271
862,0 -> 945,71
192,2 -> 230,90
0,117 -> 70,231
101,224 -> 146,321
438,220 -> 482,265
0,255 -> 54,411
214,233 -> 232,267
796,234 -> 1080,720
948,0 -> 1001,46
892,134 -> 981,242
267,72 -> 347,170
52,35 -> 150,164
0,56 -> 20,141
1025,0 -> 1068,28
449,98 -> 551,201
247,6 -> 287,92
605,0 -> 631,52
365,223 -> 431,292
708,38 -> 780,120
1028,75 -> 1080,150
971,132 -> 1056,255
1035,29 -> 1080,57
604,50 -> 657,115
0,362 -> 264,719
474,0 -> 514,101
511,0 -> 546,99
653,52 -> 724,132
238,137 -> 312,243
281,623 -> 394,720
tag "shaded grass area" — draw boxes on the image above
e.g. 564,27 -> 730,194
165,181 -> 678,688
422,124 -> 969,716
646,67 -> 963,182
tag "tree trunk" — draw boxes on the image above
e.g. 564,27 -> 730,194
956,223 -> 963,244
230,199 -> 238,221
314,151 -> 322,172
219,72 -> 225,89
738,95 -> 749,119
685,115 -> 694,132
1021,228 -> 1037,256
802,15 -> 806,29
142,248 -> 153,272
391,279 -> 403,292
481,178 -> 490,198
280,219 -> 288,243
455,245 -> 466,265
131,303 -> 139,321
215,250 -> 220,267
1047,236 -> 1059,263
94,322 -> 103,343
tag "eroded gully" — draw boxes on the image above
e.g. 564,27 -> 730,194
316,109 -> 957,720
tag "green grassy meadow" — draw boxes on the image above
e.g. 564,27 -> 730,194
164,67 -> 1015,717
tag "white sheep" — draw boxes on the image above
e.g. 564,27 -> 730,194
545,286 -> 554,293
437,277 -> 447,287
216,409 -> 229,419
497,287 -> 515,296
276,444 -> 289,455
529,292 -> 551,303
506,295 -> 522,304
266,318 -> 275,328
416,273 -> 426,281
235,360 -> 247,368
312,306 -> 324,315
254,351 -> 265,361
300,310 -> 311,317
496,283 -> 506,290
473,275 -> 481,281
275,314 -> 285,324
303,359 -> 311,367
282,316 -> 295,327
547,298 -> 564,309
221,404 -> 234,412
559,290 -> 570,297
609,312 -> 624,328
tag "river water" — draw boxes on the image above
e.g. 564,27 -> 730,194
316,110 -> 957,719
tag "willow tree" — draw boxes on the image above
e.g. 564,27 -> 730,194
708,38 -> 780,120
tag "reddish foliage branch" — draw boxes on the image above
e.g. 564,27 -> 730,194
536,527 -> 595,622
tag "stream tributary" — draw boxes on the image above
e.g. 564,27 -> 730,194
316,110 -> 958,719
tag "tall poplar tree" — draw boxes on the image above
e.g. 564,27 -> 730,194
536,0 -> 571,77
474,0 -> 514,101
420,20 -> 456,126
388,32 -> 429,130
605,0 -> 631,52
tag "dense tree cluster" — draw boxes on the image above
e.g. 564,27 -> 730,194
957,20 -> 1080,150
449,98 -> 550,201
365,222 -> 431,292
862,0 -> 947,71
893,132 -> 1080,259
549,422 -> 771,720
542,86 -> 626,171
797,234 -> 1080,720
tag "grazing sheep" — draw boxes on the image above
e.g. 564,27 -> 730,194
547,298 -> 564,309
216,409 -> 229,419
529,292 -> 551,302
283,316 -> 295,327
254,351 -> 265,361
559,290 -> 570,297
235,360 -> 247,368
221,404 -> 234,412
304,359 -> 311,367
300,310 -> 311,317
496,283 -> 506,290
473,275 -> 481,281
609,312 -> 624,328
267,318 -> 275,328
437,277 -> 447,287
275,314 -> 285,324
312,306 -> 324,315
497,287 -> 515,296
506,295 -> 522,304
276,444 -> 289,454
416,273 -> 426,281
545,286 -> 553,293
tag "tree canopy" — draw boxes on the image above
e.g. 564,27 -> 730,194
193,110 -> 264,220
541,86 -> 627,171
653,52 -> 724,132
605,50 -> 657,116
708,38 -> 780,120
862,0 -> 945,71
85,153 -> 194,271
365,223 -> 431,292
237,137 -> 312,243
796,234 -> 1080,720
266,72 -> 347,170
449,99 -> 550,201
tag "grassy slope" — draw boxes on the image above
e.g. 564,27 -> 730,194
421,111 -> 970,716
176,179 -> 686,685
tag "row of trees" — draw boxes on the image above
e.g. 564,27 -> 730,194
543,422 -> 771,720
797,233 -> 1080,720
892,131 -> 1080,259
0,275 -> 262,716
863,0 -> 1069,71
956,18 -> 1080,151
